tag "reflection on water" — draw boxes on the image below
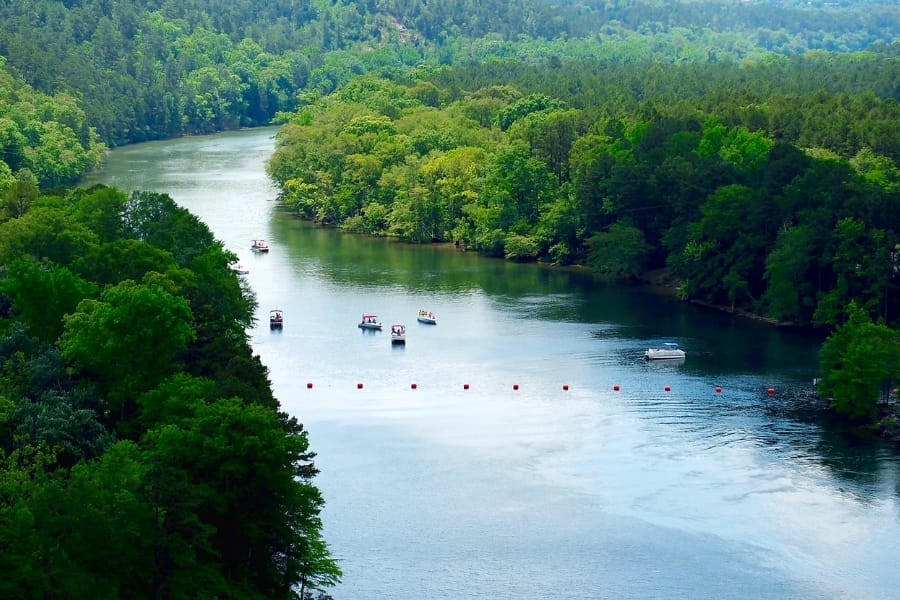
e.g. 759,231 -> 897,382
85,127 -> 900,600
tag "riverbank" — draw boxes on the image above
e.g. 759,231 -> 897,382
636,268 -> 791,326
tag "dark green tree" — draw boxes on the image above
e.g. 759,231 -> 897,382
818,301 -> 900,422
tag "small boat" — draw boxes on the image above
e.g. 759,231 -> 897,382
358,314 -> 383,330
228,262 -> 249,274
644,342 -> 685,360
269,309 -> 284,329
390,324 -> 406,345
417,310 -> 437,325
251,239 -> 270,252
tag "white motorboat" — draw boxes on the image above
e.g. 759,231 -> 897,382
358,314 -> 383,330
417,309 -> 436,325
390,324 -> 406,345
228,262 -> 249,274
644,342 -> 685,360
251,239 -> 270,252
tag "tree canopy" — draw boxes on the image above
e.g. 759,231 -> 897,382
0,186 -> 340,598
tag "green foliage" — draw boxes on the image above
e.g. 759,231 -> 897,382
5,0 -> 894,156
269,63 -> 900,328
0,0 -> 897,584
143,398 -> 336,598
0,66 -> 105,192
0,186 -> 338,597
504,233 -> 541,262
588,222 -> 652,280
764,224 -> 818,323
818,302 -> 900,422
0,259 -> 99,342
60,277 -> 195,428
497,93 -> 567,131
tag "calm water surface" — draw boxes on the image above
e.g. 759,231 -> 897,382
87,128 -> 900,599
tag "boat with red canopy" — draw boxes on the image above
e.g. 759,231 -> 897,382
358,314 -> 383,330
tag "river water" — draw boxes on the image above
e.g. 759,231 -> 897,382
86,128 -> 900,599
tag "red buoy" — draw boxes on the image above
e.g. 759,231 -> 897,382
562,384 -> 569,391
613,384 -> 620,391
715,386 -> 722,393
307,382 -> 313,389
357,382 -> 363,389
767,387 -> 775,395
664,385 -> 671,392
411,383 -> 417,389
463,383 -> 470,390
513,384 -> 519,390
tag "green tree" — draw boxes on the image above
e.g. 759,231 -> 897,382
0,169 -> 39,221
813,218 -> 892,327
587,221 -> 652,279
59,276 -> 195,429
818,301 -> 900,422
763,224 -> 818,323
146,398 -> 340,597
0,259 -> 99,342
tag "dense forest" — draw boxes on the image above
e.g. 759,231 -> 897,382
1,0 -> 898,149
0,186 -> 340,597
1,1 -> 899,596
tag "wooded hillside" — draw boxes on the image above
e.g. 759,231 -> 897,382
1,0 -> 897,150
0,9 -> 898,590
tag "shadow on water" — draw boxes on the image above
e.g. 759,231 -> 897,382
758,384 -> 900,501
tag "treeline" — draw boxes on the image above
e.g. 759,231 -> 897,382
0,0 -> 897,153
0,186 -> 340,598
424,54 -> 900,159
266,57 -> 900,330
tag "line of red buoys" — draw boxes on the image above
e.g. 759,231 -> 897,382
294,382 -> 788,395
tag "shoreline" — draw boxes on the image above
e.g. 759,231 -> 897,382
636,268 -> 803,327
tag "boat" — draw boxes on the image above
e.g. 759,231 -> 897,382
644,342 -> 685,360
390,324 -> 406,345
269,309 -> 284,329
417,310 -> 437,325
358,314 -> 383,330
251,239 -> 270,252
228,261 -> 249,274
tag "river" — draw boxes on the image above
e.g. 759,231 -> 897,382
86,127 -> 900,599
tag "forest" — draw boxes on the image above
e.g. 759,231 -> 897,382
1,0 -> 898,150
0,1 -> 899,597
0,186 -> 340,598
